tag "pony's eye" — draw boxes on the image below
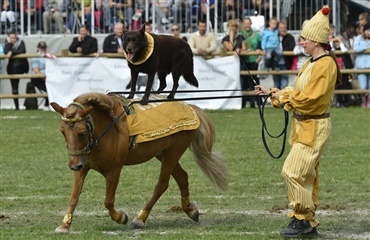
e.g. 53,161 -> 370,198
79,131 -> 86,136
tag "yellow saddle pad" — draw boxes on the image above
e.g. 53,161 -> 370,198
126,95 -> 200,143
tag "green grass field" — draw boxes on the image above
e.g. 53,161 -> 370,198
0,107 -> 369,239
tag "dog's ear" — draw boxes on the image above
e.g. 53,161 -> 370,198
123,25 -> 129,33
140,24 -> 146,33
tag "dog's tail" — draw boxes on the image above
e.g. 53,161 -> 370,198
183,72 -> 199,88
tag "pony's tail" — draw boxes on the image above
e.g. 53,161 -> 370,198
190,105 -> 228,192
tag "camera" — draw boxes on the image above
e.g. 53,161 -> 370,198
48,4 -> 54,12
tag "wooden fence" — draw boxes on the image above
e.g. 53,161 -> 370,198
1,50 -> 370,100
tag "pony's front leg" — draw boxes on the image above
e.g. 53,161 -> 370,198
55,168 -> 89,234
105,171 -> 128,225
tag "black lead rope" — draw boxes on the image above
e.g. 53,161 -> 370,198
201,2 -> 289,159
257,96 -> 289,159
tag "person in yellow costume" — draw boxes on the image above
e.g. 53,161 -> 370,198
255,6 -> 342,238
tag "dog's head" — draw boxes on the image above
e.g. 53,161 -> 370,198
122,25 -> 148,63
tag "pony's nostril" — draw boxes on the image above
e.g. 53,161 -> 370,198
69,165 -> 83,171
75,165 -> 83,171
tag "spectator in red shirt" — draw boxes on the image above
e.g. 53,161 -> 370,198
22,0 -> 44,34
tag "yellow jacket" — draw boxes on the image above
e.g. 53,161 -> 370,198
272,55 -> 337,147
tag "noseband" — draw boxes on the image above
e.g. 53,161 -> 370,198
62,102 -> 95,156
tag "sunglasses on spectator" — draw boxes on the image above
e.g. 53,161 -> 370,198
171,28 -> 179,31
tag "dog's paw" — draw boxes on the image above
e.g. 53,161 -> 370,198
139,99 -> 149,105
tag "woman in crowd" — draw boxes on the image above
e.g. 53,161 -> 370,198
353,22 -> 370,108
4,31 -> 29,110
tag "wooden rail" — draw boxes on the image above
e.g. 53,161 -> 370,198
0,93 -> 48,99
2,69 -> 369,81
0,49 -> 369,59
1,90 -> 369,100
1,50 -> 369,100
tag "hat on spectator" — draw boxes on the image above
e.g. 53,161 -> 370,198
301,6 -> 330,44
37,41 -> 47,49
363,22 -> 370,31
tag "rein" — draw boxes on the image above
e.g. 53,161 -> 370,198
63,102 -> 127,156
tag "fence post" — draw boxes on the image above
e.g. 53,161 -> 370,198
61,49 -> 69,57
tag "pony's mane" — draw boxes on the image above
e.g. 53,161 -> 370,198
73,92 -> 127,132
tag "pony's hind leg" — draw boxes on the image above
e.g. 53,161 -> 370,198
131,162 -> 175,228
131,133 -> 194,228
171,163 -> 199,222
104,170 -> 128,225
55,168 -> 89,234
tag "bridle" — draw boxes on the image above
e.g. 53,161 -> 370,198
62,102 -> 95,156
62,102 -> 128,157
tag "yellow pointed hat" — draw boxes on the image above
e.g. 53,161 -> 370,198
301,6 -> 330,44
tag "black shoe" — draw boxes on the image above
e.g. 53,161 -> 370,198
280,217 -> 313,238
302,227 -> 319,238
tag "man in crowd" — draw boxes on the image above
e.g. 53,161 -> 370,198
102,22 -> 125,53
188,19 -> 217,59
68,24 -> 98,54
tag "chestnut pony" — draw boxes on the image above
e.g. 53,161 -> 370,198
50,92 -> 227,234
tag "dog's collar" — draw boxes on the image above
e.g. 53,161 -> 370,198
124,32 -> 154,65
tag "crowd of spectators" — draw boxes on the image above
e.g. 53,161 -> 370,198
0,0 -> 275,35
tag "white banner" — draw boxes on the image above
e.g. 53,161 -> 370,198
46,57 -> 131,108
165,56 -> 241,109
46,56 -> 241,109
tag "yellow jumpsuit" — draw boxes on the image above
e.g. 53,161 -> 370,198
271,55 -> 337,227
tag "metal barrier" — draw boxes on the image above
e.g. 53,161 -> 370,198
1,1 -> 344,36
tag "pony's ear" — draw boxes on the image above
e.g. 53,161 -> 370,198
50,102 -> 64,115
78,106 -> 94,118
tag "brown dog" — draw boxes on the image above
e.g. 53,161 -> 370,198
123,25 -> 199,104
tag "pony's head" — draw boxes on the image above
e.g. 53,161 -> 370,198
51,101 -> 94,171
51,93 -> 128,171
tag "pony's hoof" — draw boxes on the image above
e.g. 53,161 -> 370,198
54,225 -> 70,234
130,217 -> 145,229
188,209 -> 199,222
183,202 -> 199,222
117,210 -> 129,225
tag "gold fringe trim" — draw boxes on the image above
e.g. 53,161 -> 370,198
63,214 -> 73,224
142,105 -> 198,139
123,32 -> 154,65
137,209 -> 149,221
112,211 -> 121,222
181,196 -> 191,206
